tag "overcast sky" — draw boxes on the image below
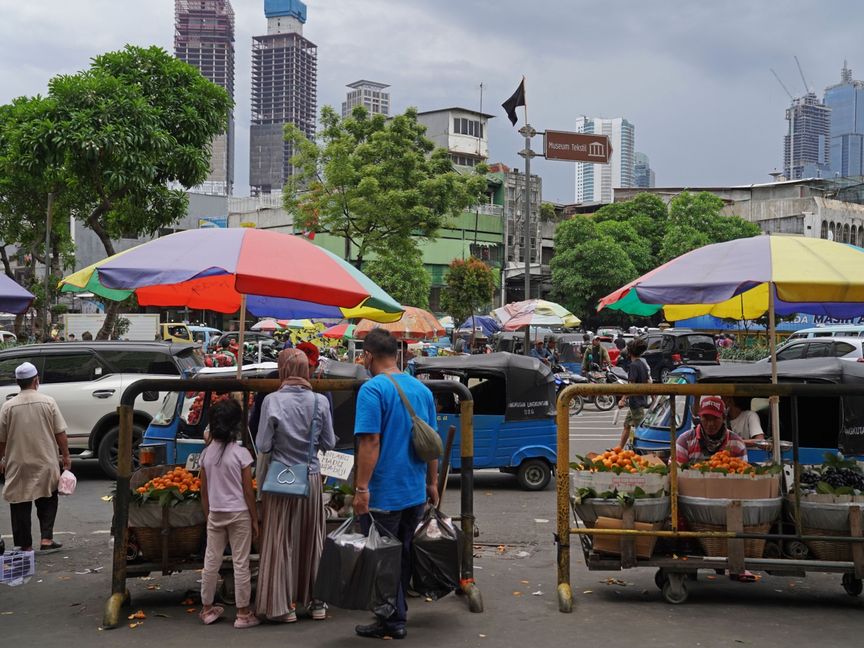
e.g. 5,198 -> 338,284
0,0 -> 861,202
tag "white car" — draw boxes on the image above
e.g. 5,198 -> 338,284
762,336 -> 864,363
0,330 -> 16,345
0,341 -> 203,477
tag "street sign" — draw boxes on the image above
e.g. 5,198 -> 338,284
544,130 -> 613,164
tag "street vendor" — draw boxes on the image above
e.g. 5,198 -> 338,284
675,396 -> 748,464
722,396 -> 765,445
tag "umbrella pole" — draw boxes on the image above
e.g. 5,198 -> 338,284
237,294 -> 247,380
768,282 -> 781,464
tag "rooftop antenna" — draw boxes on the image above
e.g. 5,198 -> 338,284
794,55 -> 811,94
770,68 -> 794,100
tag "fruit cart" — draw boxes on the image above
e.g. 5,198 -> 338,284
555,381 -> 864,610
102,375 -> 482,629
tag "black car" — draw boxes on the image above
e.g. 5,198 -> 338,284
639,330 -> 719,382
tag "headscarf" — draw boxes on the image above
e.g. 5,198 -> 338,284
277,348 -> 312,390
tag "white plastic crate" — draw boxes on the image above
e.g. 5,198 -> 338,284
1,550 -> 35,586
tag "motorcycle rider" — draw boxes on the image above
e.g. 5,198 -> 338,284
581,337 -> 611,373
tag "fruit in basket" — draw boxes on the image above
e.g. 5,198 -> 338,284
691,450 -> 754,475
133,467 -> 202,504
582,447 -> 652,474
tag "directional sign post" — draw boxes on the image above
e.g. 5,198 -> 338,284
543,130 -> 613,164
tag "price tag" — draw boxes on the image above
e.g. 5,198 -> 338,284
185,453 -> 201,471
317,450 -> 354,481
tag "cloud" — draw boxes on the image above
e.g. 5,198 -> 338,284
0,0 -> 862,202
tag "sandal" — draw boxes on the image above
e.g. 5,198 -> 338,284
234,612 -> 261,629
199,605 -> 224,625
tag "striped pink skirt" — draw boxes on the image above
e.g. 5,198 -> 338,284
255,477 -> 325,617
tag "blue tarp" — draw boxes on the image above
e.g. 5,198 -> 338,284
457,316 -> 502,337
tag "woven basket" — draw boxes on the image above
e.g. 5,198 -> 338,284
688,522 -> 771,558
132,525 -> 204,561
803,527 -> 853,562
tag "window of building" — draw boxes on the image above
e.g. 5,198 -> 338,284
453,117 -> 484,138
821,220 -> 828,239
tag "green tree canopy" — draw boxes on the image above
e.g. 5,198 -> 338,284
0,45 -> 231,338
440,257 -> 496,325
285,105 -> 488,267
363,245 -> 431,309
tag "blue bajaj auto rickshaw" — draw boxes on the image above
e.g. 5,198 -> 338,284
414,352 -> 557,490
634,358 -> 864,464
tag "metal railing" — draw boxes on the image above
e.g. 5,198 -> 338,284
555,381 -> 864,612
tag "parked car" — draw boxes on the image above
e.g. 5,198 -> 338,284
212,331 -> 276,349
786,324 -> 864,341
595,335 -> 621,366
639,330 -> 719,382
188,325 -> 222,352
0,330 -> 16,345
761,336 -> 864,363
0,342 -> 203,477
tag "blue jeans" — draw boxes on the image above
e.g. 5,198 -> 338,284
360,504 -> 425,630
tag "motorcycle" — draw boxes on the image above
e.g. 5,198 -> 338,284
585,363 -> 629,411
553,365 -> 586,415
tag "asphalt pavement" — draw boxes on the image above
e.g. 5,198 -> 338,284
2,408 -> 863,646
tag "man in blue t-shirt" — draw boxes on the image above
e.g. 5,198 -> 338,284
353,328 -> 439,640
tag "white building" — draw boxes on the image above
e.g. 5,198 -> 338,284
574,116 -> 635,203
341,80 -> 390,118
415,107 -> 493,167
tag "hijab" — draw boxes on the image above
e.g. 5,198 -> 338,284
277,348 -> 312,390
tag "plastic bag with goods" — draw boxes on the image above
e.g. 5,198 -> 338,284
411,507 -> 463,600
58,470 -> 77,496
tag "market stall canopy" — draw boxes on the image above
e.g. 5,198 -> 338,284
438,315 -> 455,331
354,305 -> 445,341
250,318 -> 281,332
278,319 -> 316,330
598,236 -> 864,320
322,321 -> 356,339
414,352 -> 555,420
58,228 -> 404,323
0,274 -> 35,314
457,315 -> 502,337
493,299 -> 581,330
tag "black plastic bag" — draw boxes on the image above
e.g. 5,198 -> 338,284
411,507 -> 463,600
313,517 -> 401,614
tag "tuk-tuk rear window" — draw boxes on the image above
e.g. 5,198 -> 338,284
151,392 -> 179,426
641,374 -> 689,429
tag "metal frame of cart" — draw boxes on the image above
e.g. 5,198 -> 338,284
555,381 -> 864,610
103,377 -> 483,628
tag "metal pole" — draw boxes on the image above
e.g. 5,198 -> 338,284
523,130 -> 532,303
769,282 -> 781,464
43,192 -> 54,338
236,295 -> 247,380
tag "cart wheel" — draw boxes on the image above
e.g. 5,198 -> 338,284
783,540 -> 809,560
842,573 -> 863,597
516,459 -> 552,491
661,574 -> 688,605
654,569 -> 667,591
594,395 -> 616,411
218,575 -> 236,606
569,396 -> 584,416
762,542 -> 782,559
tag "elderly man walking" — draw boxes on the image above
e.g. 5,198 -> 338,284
0,362 -> 70,551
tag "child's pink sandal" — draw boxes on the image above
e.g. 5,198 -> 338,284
199,605 -> 224,625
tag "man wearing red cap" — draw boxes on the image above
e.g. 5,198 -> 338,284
675,396 -> 748,464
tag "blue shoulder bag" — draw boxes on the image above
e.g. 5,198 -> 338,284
261,393 -> 319,498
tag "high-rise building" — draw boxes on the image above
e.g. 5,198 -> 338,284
342,80 -> 391,118
824,61 -> 864,178
574,117 -> 635,203
783,92 -> 831,180
174,0 -> 235,196
633,152 -> 655,188
250,0 -> 318,195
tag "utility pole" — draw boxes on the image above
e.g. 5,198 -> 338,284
518,124 -> 536,355
43,192 -> 54,339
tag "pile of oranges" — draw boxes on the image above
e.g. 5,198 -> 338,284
587,447 -> 650,474
135,467 -> 202,498
691,450 -> 754,474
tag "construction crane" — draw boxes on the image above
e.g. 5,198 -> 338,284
794,55 -> 811,94
771,68 -> 794,100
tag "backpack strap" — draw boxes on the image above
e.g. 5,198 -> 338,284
385,373 -> 418,418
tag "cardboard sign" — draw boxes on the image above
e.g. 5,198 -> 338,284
317,450 -> 354,481
185,453 -> 201,471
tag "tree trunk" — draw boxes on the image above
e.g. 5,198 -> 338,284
86,207 -> 119,341
97,301 -> 120,340
0,245 -> 13,279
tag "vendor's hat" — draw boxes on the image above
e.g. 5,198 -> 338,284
15,361 -> 38,380
698,395 -> 725,419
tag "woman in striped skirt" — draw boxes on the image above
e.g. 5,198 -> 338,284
256,349 -> 335,622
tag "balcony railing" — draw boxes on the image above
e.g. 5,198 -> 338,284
475,203 -> 503,216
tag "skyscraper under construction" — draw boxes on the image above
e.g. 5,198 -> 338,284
784,92 -> 831,180
174,0 -> 235,196
249,0 -> 318,195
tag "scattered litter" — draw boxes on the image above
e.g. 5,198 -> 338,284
520,580 -> 530,584
128,610 -> 146,620
601,578 -> 628,587
425,597 -> 433,602
496,545 -> 506,553
479,634 -> 487,639
57,576 -> 71,581
36,579 -> 43,583
101,495 -> 113,502
534,519 -> 549,524
512,591 -> 522,596
531,591 -> 543,596
706,575 -> 717,581
515,551 -> 530,558
484,492 -> 492,496
186,607 -> 197,614
181,598 -> 195,606
582,590 -> 592,594
1,612 -> 14,616
74,567 -> 103,575
146,585 -> 160,591
128,622 -> 142,629
474,565 -> 483,570
153,613 -> 170,618
139,576 -> 153,581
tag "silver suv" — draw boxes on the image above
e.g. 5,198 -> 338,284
0,342 -> 202,477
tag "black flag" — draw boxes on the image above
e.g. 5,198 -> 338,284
502,79 -> 525,126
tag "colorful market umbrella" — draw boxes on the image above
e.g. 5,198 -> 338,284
457,315 -> 502,337
278,318 -> 316,330
493,299 -> 581,331
250,318 -> 281,332
322,321 -> 356,339
598,235 -> 864,461
354,306 -> 445,341
58,228 -> 403,323
0,274 -> 35,314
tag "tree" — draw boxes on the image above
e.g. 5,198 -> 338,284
2,46 -> 231,338
440,257 -> 496,326
363,245 -> 431,309
285,105 -> 488,268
